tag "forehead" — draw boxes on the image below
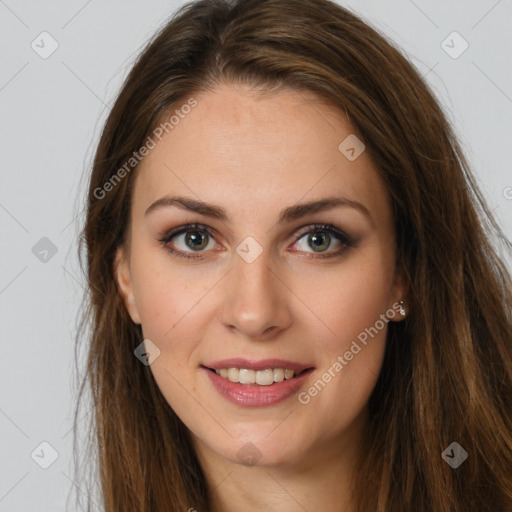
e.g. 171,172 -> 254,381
131,85 -> 391,226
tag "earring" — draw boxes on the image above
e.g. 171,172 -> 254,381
399,301 -> 406,316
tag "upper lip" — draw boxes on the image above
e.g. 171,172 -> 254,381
203,358 -> 314,372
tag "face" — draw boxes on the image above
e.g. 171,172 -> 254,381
114,84 -> 406,470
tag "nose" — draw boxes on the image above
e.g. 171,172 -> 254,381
219,246 -> 292,340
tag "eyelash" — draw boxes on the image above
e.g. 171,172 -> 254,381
158,222 -> 354,260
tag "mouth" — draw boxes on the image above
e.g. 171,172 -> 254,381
201,357 -> 315,387
201,361 -> 315,407
201,364 -> 315,386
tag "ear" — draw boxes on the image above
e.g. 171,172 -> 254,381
114,246 -> 141,325
388,267 -> 409,322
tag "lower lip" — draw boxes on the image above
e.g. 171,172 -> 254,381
202,367 -> 314,407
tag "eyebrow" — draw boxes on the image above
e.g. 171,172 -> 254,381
144,194 -> 374,226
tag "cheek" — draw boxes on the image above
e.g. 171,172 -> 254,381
290,254 -> 392,409
129,254 -> 219,399
131,252 -> 213,340
297,273 -> 389,433
130,260 -> 206,414
290,253 -> 394,348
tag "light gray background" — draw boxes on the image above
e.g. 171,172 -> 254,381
1,1 -> 511,510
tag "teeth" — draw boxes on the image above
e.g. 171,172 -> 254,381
213,367 -> 301,385
273,368 -> 285,382
227,368 -> 239,382
239,368 -> 255,384
256,369 -> 273,385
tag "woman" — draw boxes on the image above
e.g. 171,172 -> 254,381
72,0 -> 512,510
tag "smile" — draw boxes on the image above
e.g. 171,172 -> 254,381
208,367 -> 309,385
201,361 -> 315,407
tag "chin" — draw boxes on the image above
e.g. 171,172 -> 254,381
214,435 -> 306,468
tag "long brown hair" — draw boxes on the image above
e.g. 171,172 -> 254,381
71,0 -> 512,510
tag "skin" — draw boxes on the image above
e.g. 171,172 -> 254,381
114,83 -> 407,512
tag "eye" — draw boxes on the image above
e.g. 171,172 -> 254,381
159,223 -> 217,260
159,222 -> 354,260
291,223 -> 354,259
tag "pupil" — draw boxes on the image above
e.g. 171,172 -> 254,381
186,231 -> 207,250
310,232 -> 329,252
